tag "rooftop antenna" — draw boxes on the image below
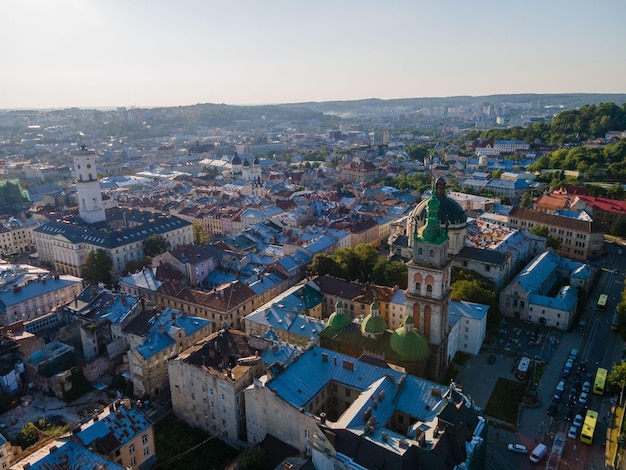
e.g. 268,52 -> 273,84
78,131 -> 86,150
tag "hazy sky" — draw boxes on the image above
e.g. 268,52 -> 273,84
2,0 -> 625,109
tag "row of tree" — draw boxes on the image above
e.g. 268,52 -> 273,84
466,102 -> 626,146
309,244 -> 408,289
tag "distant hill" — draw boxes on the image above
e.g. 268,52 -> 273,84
279,93 -> 626,115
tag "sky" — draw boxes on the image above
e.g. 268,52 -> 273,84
1,0 -> 625,109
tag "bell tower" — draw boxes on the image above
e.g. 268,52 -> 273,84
405,185 -> 451,380
73,145 -> 106,224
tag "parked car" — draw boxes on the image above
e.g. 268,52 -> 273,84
568,425 -> 578,439
556,380 -> 566,392
578,361 -> 587,372
553,389 -> 563,403
564,406 -> 574,421
573,414 -> 583,428
579,392 -> 588,405
582,381 -> 591,393
508,443 -> 528,454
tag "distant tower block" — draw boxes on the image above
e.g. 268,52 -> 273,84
73,146 -> 106,224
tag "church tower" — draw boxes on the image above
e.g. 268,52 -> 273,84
73,145 -> 106,224
405,186 -> 451,380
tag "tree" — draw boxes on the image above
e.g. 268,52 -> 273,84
310,254 -> 345,278
143,234 -> 169,257
83,249 -> 113,284
124,256 -> 152,276
192,220 -> 209,245
16,423 -> 39,449
451,279 -> 499,329
530,225 -> 560,250
608,362 -> 626,395
372,259 -> 408,289
520,192 -> 533,208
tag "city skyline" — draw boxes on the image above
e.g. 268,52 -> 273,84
2,0 -> 625,110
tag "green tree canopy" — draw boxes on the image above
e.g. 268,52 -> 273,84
124,256 -> 152,276
451,278 -> 499,329
143,234 -> 170,257
608,363 -> 626,393
16,422 -> 39,449
83,249 -> 113,284
192,220 -> 209,245
308,244 -> 406,288
530,225 -> 561,250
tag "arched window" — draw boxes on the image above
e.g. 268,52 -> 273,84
426,284 -> 433,293
415,282 -> 421,292
418,247 -> 423,255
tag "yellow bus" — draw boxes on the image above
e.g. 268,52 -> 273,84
594,367 -> 607,395
580,409 -> 598,444
597,294 -> 608,312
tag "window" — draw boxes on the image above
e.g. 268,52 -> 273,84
142,434 -> 148,445
345,389 -> 351,398
130,457 -> 136,467
304,429 -> 310,440
426,284 -> 433,293
144,447 -> 150,456
129,444 -> 135,454
415,282 -> 421,291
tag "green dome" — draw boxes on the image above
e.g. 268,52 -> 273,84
390,327 -> 430,361
327,311 -> 350,330
361,313 -> 387,335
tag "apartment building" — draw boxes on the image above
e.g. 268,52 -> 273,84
168,328 -> 266,448
0,274 -> 82,324
0,218 -> 38,257
506,207 -> 604,260
124,308 -> 212,398
73,399 -> 156,469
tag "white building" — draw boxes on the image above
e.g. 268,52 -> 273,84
447,300 -> 489,362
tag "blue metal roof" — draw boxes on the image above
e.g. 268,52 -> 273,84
77,404 -> 152,450
267,346 -> 449,424
28,439 -> 126,469
0,275 -> 81,308
449,301 -> 489,327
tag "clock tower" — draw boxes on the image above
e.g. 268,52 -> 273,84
405,187 -> 451,380
73,145 -> 106,224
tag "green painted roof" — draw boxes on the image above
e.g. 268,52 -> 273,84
361,313 -> 387,335
390,326 -> 430,361
404,315 -> 415,325
327,311 -> 351,330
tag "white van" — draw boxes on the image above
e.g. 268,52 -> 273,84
529,443 -> 548,463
